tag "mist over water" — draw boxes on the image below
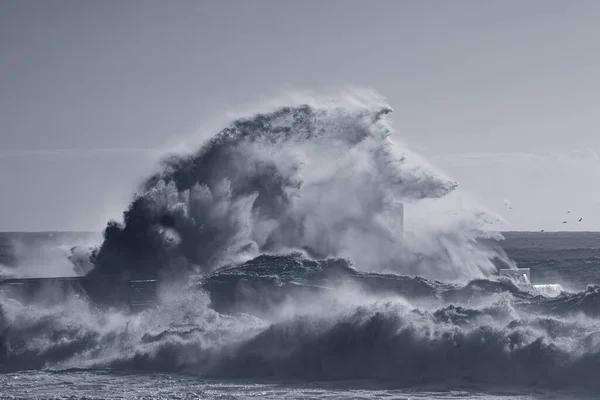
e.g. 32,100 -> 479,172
1,92 -> 598,396
0,232 -> 100,278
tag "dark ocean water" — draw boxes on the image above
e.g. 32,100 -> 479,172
1,231 -> 600,399
502,232 -> 600,292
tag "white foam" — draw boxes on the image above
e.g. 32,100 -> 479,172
533,283 -> 564,297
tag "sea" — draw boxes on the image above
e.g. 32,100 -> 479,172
1,231 -> 599,399
2,97 -> 600,399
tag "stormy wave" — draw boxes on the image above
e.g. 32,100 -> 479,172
86,92 -> 504,282
2,255 -> 600,391
2,92 -> 595,393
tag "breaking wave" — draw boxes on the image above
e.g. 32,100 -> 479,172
2,91 -> 596,393
3,264 -> 600,391
87,91 -> 504,282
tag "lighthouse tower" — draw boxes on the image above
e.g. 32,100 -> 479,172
385,201 -> 404,239
398,202 -> 404,233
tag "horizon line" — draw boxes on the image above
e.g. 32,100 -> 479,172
1,230 -> 599,234
0,147 -> 183,158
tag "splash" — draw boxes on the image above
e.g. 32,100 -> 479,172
87,91 -> 502,282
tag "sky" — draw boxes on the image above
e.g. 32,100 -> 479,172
1,0 -> 600,232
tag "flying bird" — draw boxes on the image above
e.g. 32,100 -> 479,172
567,211 -> 571,214
563,221 -> 567,224
579,217 -> 583,222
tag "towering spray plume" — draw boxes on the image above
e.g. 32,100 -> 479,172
86,92 -> 505,281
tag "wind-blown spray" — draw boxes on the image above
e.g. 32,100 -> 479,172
88,92 -> 503,282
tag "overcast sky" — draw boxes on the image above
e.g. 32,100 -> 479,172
1,0 -> 600,232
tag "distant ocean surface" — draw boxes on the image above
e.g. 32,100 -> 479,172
1,231 -> 600,399
3,231 -> 600,288
502,231 -> 600,292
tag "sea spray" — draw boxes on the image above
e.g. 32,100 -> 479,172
88,91 -> 504,282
